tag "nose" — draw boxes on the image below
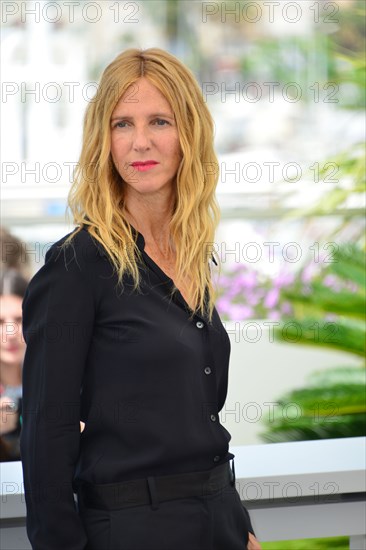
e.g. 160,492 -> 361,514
132,124 -> 151,151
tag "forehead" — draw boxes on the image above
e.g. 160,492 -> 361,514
112,77 -> 172,115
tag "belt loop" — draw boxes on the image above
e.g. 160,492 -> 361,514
147,476 -> 160,511
230,458 -> 236,487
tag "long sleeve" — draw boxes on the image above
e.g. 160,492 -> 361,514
20,238 -> 95,550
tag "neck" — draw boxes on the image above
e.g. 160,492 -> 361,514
124,189 -> 176,256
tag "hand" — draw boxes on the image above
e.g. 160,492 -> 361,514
247,532 -> 262,550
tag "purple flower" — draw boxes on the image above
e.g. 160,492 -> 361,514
231,263 -> 246,273
273,271 -> 295,288
323,274 -> 342,292
301,263 -> 319,284
237,270 -> 258,289
216,296 -> 233,315
228,303 -> 254,320
230,278 -> 244,294
225,284 -> 242,299
218,274 -> 232,288
246,292 -> 261,306
264,288 -> 280,309
267,310 -> 281,320
345,281 -> 359,293
280,301 -> 293,315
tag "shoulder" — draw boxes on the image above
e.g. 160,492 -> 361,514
25,228 -> 103,295
22,229 -> 98,336
45,227 -> 106,269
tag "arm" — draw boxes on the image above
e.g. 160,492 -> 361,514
20,239 -> 95,550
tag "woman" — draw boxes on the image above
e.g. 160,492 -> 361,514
0,226 -> 30,278
20,48 -> 261,550
0,268 -> 28,460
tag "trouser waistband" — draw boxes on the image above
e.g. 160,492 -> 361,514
77,459 -> 236,512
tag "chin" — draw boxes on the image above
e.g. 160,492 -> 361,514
130,182 -> 173,194
2,353 -> 20,365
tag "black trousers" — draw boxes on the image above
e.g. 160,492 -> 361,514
77,462 -> 253,550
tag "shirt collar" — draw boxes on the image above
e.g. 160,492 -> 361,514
131,224 -> 217,266
82,220 -> 210,321
130,225 -> 145,252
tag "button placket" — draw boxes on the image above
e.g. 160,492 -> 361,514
196,316 -> 222,465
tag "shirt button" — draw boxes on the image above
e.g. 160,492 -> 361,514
204,367 -> 212,375
196,321 -> 204,329
213,455 -> 220,462
210,414 -> 217,422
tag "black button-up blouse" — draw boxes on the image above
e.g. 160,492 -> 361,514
20,226 -> 235,549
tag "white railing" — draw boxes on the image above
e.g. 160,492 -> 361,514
1,437 -> 365,550
232,437 -> 366,549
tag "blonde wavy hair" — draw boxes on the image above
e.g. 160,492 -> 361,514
63,47 -> 221,322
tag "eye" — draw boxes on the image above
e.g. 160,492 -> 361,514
153,119 -> 170,126
113,120 -> 129,129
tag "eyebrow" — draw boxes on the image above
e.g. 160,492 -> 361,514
110,113 -> 175,122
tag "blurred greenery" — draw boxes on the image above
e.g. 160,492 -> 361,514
260,536 -> 349,550
333,51 -> 366,109
286,142 -> 366,227
259,366 -> 366,443
331,1 -> 366,56
238,34 -> 365,106
259,240 -> 365,443
237,0 -> 365,108
275,243 -> 365,356
259,237 -> 365,443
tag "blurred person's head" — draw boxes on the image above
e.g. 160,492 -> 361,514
66,47 -> 220,322
0,269 -> 28,377
0,227 -> 29,278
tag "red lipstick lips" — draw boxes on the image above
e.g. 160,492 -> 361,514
131,161 -> 158,166
130,161 -> 159,172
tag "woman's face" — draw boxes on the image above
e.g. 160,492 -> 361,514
110,77 -> 182,196
0,295 -> 25,368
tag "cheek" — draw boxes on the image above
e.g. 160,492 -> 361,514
17,331 -> 26,345
110,135 -> 128,159
110,138 -> 120,161
165,136 -> 182,161
110,138 -> 128,174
